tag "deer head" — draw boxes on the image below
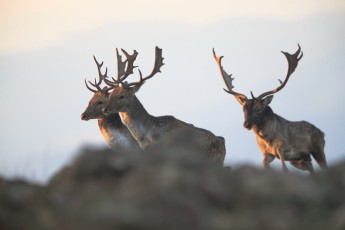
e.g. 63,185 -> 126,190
102,46 -> 164,114
81,56 -> 113,121
213,44 -> 303,130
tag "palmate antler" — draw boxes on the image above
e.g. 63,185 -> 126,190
102,48 -> 138,86
212,48 -> 248,101
84,56 -> 113,94
256,44 -> 303,100
116,48 -> 139,82
105,46 -> 164,89
213,44 -> 303,100
125,46 -> 164,88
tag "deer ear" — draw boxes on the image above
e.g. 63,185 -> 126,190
128,84 -> 142,94
234,95 -> 247,106
261,95 -> 274,107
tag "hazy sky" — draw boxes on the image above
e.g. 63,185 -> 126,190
1,0 -> 344,183
2,0 -> 345,55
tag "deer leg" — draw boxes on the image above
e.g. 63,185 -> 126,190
290,156 -> 314,174
276,146 -> 289,173
290,161 -> 313,173
262,154 -> 275,170
303,161 -> 315,174
311,150 -> 328,170
302,154 -> 315,174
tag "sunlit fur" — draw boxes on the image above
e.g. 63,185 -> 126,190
237,95 -> 327,173
81,91 -> 140,151
103,86 -> 226,164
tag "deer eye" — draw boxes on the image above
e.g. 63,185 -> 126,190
97,101 -> 103,105
119,95 -> 125,99
256,108 -> 261,113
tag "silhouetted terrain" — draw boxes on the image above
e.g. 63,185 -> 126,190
1,145 -> 344,230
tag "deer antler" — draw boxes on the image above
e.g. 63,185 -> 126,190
104,49 -> 139,87
256,44 -> 303,100
102,47 -> 163,89
124,46 -> 164,88
120,49 -> 139,82
84,56 -> 113,94
115,48 -> 126,82
84,79 -> 98,93
212,48 -> 248,100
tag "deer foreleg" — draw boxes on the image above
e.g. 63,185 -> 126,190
262,154 -> 275,170
276,146 -> 289,173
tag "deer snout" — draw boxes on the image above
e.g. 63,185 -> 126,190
81,112 -> 89,121
243,121 -> 252,130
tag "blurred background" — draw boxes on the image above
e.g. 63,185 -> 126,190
0,0 -> 344,183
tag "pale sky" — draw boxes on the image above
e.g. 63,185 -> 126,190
1,0 -> 344,183
1,0 -> 344,55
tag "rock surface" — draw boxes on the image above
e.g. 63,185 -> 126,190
1,146 -> 344,230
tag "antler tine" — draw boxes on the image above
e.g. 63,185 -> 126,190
125,69 -> 144,88
119,49 -> 139,82
125,46 -> 164,88
89,78 -> 103,91
86,76 -> 113,94
93,56 -> 105,82
102,48 -> 139,87
103,76 -> 117,87
257,44 -> 303,100
84,79 -> 98,93
84,56 -> 104,93
145,46 -> 164,80
212,48 -> 248,99
85,55 -> 113,93
116,48 -> 126,82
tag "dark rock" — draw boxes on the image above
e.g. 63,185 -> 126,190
0,146 -> 344,230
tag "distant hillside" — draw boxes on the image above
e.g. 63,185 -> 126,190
1,146 -> 344,230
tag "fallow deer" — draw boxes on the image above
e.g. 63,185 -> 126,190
81,56 -> 141,152
102,46 -> 226,164
213,45 -> 327,173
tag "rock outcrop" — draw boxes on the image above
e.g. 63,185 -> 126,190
1,146 -> 344,230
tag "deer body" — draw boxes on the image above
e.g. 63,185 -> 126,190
251,107 -> 326,172
102,47 -> 226,164
213,45 -> 327,173
117,95 -> 225,163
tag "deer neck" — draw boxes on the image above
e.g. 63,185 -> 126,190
98,113 -> 122,129
98,113 -> 138,150
119,96 -> 153,143
252,106 -> 275,137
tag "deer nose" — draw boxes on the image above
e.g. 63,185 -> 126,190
81,112 -> 88,120
243,121 -> 252,130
